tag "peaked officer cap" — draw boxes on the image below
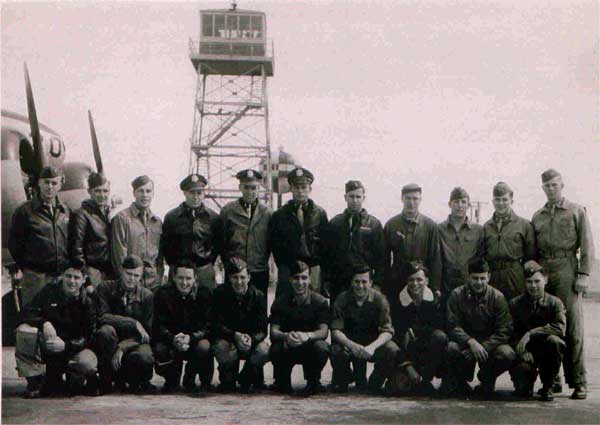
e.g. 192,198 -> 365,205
287,167 -> 314,185
180,174 -> 208,191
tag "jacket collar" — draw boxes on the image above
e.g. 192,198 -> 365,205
442,215 -> 472,230
351,287 -> 376,305
399,286 -> 434,307
401,211 -> 421,224
176,202 -> 207,217
344,208 -> 368,220
544,197 -> 568,211
32,195 -> 67,213
286,198 -> 314,212
492,209 -> 515,223
130,202 -> 158,221
116,281 -> 143,302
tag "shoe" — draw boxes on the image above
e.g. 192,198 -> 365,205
571,385 -> 587,400
216,382 -> 237,393
539,386 -> 554,402
300,381 -> 325,396
328,383 -> 349,394
538,375 -> 562,394
23,376 -> 44,399
473,384 -> 495,400
83,375 -> 102,397
162,381 -> 181,394
415,381 -> 436,396
512,384 -> 533,399
135,381 -> 158,395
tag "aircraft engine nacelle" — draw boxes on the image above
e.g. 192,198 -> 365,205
58,161 -> 94,211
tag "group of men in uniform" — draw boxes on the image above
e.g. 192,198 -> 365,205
8,163 -> 594,402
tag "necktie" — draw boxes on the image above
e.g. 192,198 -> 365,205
297,204 -> 304,227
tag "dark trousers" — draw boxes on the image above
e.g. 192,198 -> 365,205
95,325 -> 154,388
153,339 -> 213,386
330,340 -> 399,389
510,334 -> 566,390
401,329 -> 448,382
446,341 -> 516,388
212,339 -> 270,386
269,340 -> 329,388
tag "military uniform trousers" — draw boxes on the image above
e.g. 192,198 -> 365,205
446,341 -> 516,387
269,340 -> 329,388
213,339 -> 270,386
94,324 -> 154,388
510,334 -> 565,391
153,339 -> 213,387
539,255 -> 585,386
398,329 -> 448,382
488,259 -> 526,302
330,340 -> 399,390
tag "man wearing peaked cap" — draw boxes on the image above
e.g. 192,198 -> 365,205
531,168 -> 595,399
111,175 -> 163,291
438,187 -> 484,299
9,165 -> 70,308
69,172 -> 115,288
161,173 -> 220,291
270,166 -> 328,298
508,260 -> 566,401
321,179 -> 385,304
383,183 -> 442,302
483,181 -> 535,301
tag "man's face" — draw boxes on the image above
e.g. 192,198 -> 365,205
38,176 -> 62,202
406,270 -> 428,301
449,197 -> 470,219
184,186 -> 205,209
492,193 -> 513,216
351,271 -> 372,301
291,181 -> 311,203
62,268 -> 85,298
290,269 -> 310,297
542,176 -> 564,204
174,267 -> 195,296
344,188 -> 365,213
120,267 -> 143,292
229,268 -> 250,296
133,182 -> 154,209
525,272 -> 547,300
468,272 -> 489,295
402,192 -> 422,215
240,182 -> 259,204
89,182 -> 111,207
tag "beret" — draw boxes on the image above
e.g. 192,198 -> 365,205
541,168 -> 561,183
122,254 -> 144,269
131,175 -> 152,190
401,183 -> 422,195
345,180 -> 365,193
289,260 -> 310,276
225,257 -> 248,275
493,181 -> 513,197
39,165 -> 63,179
450,187 -> 469,201
523,260 -> 545,278
88,172 -> 109,189
180,174 -> 207,191
468,257 -> 490,274
236,169 -> 262,183
403,260 -> 429,278
287,167 -> 314,185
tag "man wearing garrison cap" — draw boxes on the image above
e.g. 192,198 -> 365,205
95,255 -> 156,394
111,175 -> 163,291
69,172 -> 115,287
217,169 -> 272,302
321,180 -> 385,304
531,169 -> 595,400
161,173 -> 220,291
483,181 -> 536,301
438,187 -> 484,298
383,183 -> 442,302
508,260 -> 566,401
445,258 -> 515,398
9,165 -> 70,307
269,167 -> 328,297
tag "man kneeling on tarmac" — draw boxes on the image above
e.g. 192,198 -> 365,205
152,260 -> 214,393
16,260 -> 99,398
509,260 -> 566,401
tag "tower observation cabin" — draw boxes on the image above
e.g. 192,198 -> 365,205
188,4 -> 275,209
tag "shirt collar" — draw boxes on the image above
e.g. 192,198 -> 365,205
401,211 -> 420,224
493,209 -> 514,223
130,202 -> 156,220
399,286 -> 434,307
292,291 -> 312,306
444,215 -> 471,230
544,197 -> 566,211
350,287 -> 376,305
117,281 -> 142,301
32,196 -> 66,213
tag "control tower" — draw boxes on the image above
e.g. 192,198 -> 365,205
188,3 -> 274,209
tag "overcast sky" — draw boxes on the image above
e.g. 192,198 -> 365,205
2,0 -> 598,249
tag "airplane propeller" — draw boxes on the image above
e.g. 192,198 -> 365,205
88,110 -> 104,173
24,62 -> 45,173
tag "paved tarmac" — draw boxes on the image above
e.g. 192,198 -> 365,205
2,291 -> 600,425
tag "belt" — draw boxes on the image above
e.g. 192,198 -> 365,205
488,259 -> 521,270
540,250 -> 574,259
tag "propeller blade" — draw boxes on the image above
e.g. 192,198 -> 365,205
88,110 -> 104,173
24,62 -> 45,172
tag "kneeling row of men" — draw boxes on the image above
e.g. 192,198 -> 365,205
16,254 -> 565,402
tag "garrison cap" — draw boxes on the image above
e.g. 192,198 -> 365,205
88,172 -> 109,189
122,255 -> 143,269
287,167 -> 314,185
493,181 -> 513,197
289,260 -> 310,276
180,174 -> 207,191
401,183 -> 422,195
345,180 -> 365,193
404,260 -> 429,278
236,169 -> 262,183
541,168 -> 561,183
450,187 -> 470,201
38,165 -> 63,179
225,257 -> 248,275
468,257 -> 490,274
523,260 -> 545,278
131,175 -> 152,190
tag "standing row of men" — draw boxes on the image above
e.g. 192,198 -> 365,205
8,164 -> 594,400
